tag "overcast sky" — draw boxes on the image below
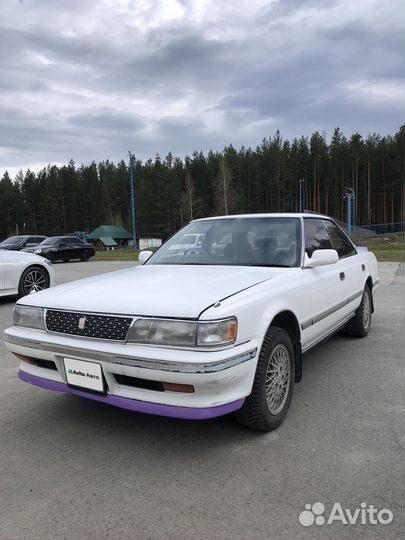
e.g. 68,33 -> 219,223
0,0 -> 403,177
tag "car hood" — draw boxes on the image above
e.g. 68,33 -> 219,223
0,249 -> 46,264
19,264 -> 287,318
0,244 -> 20,250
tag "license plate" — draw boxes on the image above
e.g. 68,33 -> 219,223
63,357 -> 105,394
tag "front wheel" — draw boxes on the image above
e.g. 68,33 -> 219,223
235,327 -> 295,431
345,285 -> 372,338
18,266 -> 50,297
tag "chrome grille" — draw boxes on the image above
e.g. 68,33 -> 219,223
45,310 -> 132,341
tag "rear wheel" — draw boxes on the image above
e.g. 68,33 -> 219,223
345,285 -> 372,338
235,326 -> 295,431
18,266 -> 50,297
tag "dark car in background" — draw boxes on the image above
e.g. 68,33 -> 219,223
0,235 -> 47,251
23,236 -> 95,262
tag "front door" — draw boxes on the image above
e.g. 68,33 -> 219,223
300,218 -> 350,351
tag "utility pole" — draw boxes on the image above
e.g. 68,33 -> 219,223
298,179 -> 305,212
344,187 -> 355,238
128,151 -> 136,250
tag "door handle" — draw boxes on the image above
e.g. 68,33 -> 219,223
339,272 -> 345,281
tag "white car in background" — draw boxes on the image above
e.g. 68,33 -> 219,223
167,233 -> 206,254
0,249 -> 54,298
4,214 -> 378,431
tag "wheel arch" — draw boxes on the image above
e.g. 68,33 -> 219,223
265,310 -> 302,383
18,263 -> 51,296
365,276 -> 374,313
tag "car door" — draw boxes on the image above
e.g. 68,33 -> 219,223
300,218 -> 350,351
323,220 -> 365,316
73,238 -> 85,259
65,238 -> 79,260
57,239 -> 70,261
0,251 -> 5,291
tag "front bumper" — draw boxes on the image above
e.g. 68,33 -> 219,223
18,370 -> 245,419
4,326 -> 260,417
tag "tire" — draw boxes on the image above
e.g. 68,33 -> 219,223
18,266 -> 50,298
80,254 -> 89,262
235,326 -> 295,431
345,285 -> 372,338
63,259 -> 70,263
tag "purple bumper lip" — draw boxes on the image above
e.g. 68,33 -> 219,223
18,370 -> 245,420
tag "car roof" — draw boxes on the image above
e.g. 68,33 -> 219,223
193,212 -> 331,221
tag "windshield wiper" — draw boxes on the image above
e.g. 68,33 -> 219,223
246,264 -> 292,268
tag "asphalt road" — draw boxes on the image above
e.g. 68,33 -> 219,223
0,261 -> 404,540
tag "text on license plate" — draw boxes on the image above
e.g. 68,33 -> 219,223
63,357 -> 104,393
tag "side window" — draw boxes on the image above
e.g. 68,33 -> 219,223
304,219 -> 333,257
324,221 -> 356,259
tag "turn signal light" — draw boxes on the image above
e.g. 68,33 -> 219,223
12,353 -> 34,364
227,320 -> 238,341
162,382 -> 195,393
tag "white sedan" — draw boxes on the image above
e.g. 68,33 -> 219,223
0,249 -> 55,298
4,214 -> 378,431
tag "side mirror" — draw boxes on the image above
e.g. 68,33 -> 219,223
138,250 -> 153,263
304,249 -> 339,268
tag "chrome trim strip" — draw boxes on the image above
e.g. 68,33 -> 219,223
4,333 -> 257,374
347,290 -> 363,304
301,290 -> 363,330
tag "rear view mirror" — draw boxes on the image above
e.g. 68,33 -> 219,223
139,250 -> 153,263
304,249 -> 339,268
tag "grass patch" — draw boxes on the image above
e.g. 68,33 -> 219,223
353,232 -> 405,263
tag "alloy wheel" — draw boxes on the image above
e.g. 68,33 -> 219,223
23,270 -> 47,295
265,344 -> 291,415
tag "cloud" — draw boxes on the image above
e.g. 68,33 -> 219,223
0,0 -> 403,175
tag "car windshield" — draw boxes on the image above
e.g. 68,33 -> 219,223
0,236 -> 25,246
39,237 -> 63,246
174,234 -> 203,245
147,217 -> 301,267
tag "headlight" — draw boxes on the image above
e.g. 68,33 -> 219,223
13,305 -> 45,330
197,318 -> 237,346
127,317 -> 237,347
128,319 -> 197,347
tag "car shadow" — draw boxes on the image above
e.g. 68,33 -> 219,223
0,294 -> 19,305
9,389 -> 271,467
